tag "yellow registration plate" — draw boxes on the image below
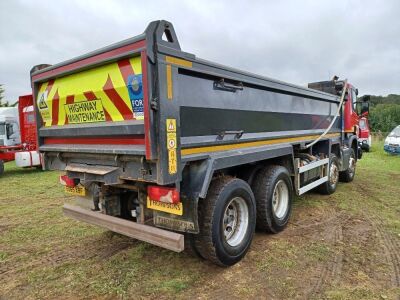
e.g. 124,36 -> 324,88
147,197 -> 183,216
65,185 -> 86,196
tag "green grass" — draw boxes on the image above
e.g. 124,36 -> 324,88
0,139 -> 399,299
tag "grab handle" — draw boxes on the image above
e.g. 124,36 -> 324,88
217,130 -> 244,140
214,79 -> 243,92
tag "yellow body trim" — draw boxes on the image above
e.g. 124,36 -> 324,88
166,65 -> 173,100
181,133 -> 341,156
147,197 -> 183,216
37,57 -> 142,126
165,56 -> 193,68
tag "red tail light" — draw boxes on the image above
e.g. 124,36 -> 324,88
59,175 -> 79,187
147,186 -> 180,204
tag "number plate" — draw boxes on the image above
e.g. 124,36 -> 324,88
147,197 -> 183,215
65,185 -> 86,196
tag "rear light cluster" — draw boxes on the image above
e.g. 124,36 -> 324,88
60,176 -> 179,204
147,186 -> 180,204
59,174 -> 79,187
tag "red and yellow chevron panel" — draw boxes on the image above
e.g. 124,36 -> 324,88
36,56 -> 144,127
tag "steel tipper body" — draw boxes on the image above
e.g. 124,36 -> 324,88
31,20 -> 362,266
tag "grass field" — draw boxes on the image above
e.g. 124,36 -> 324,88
1,140 -> 399,299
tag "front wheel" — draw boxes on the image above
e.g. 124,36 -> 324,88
318,154 -> 339,195
194,177 -> 256,266
340,148 -> 356,183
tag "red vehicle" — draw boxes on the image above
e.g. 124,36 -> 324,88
0,94 -> 41,175
344,85 -> 372,153
309,80 -> 370,159
358,117 -> 372,152
340,85 -> 371,153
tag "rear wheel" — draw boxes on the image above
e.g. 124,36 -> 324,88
184,233 -> 203,258
194,177 -> 256,266
0,160 -> 4,176
252,165 -> 293,233
340,148 -> 356,182
318,154 -> 339,195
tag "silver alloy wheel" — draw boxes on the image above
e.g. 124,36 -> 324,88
329,161 -> 339,186
272,180 -> 289,219
348,155 -> 356,175
223,197 -> 249,247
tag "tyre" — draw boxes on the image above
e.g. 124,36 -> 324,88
184,233 -> 203,259
318,154 -> 339,195
252,165 -> 293,233
340,148 -> 356,183
194,177 -> 256,266
0,160 -> 4,176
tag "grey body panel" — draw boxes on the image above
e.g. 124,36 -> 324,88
39,121 -> 144,138
41,144 -> 146,155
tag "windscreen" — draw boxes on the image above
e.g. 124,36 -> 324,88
389,126 -> 400,137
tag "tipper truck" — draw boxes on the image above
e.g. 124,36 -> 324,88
31,20 -> 369,266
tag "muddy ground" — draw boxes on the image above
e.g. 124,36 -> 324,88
1,141 -> 399,299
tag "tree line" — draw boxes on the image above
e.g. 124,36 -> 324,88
367,94 -> 400,133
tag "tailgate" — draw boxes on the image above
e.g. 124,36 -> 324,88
31,39 -> 149,158
31,20 -> 188,186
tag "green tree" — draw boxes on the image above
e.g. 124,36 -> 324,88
369,94 -> 400,107
369,103 -> 400,133
0,84 -> 10,107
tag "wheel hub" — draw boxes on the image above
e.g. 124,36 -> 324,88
223,197 -> 249,247
329,162 -> 339,185
349,156 -> 356,174
272,180 -> 289,219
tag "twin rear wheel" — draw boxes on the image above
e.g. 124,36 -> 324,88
193,165 -> 293,266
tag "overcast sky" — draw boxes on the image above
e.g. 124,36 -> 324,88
1,0 -> 399,102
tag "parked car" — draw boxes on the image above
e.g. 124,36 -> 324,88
384,125 -> 400,155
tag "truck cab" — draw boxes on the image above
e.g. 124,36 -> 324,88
308,79 -> 370,158
343,84 -> 361,134
0,107 -> 21,147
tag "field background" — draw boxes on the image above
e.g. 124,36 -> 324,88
1,140 -> 399,299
